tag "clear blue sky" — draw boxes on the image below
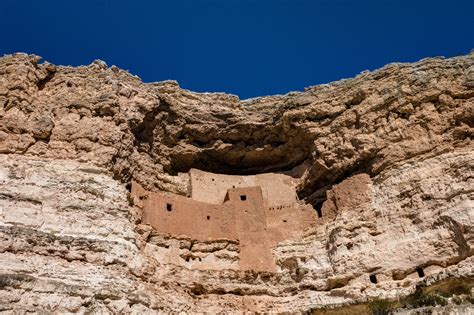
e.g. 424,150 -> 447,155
1,0 -> 473,99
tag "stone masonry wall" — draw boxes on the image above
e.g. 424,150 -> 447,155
134,181 -> 317,272
189,168 -> 298,208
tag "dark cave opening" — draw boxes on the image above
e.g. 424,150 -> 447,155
313,199 -> 324,218
125,97 -> 377,215
130,98 -> 314,177
164,144 -> 311,176
296,152 -> 380,219
369,274 -> 378,284
416,267 -> 425,278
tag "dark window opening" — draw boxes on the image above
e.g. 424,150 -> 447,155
369,274 -> 377,284
283,220 -> 287,223
166,203 -> 172,211
240,195 -> 247,201
206,216 -> 210,220
312,199 -> 324,218
211,178 -> 215,181
416,267 -> 425,278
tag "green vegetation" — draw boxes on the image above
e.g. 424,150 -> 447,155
312,277 -> 473,315
368,299 -> 395,315
403,287 -> 448,308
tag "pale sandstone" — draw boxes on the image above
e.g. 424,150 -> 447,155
0,52 -> 473,313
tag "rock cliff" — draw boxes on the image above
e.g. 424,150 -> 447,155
0,52 -> 473,313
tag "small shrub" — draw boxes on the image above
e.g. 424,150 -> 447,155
405,288 -> 447,308
467,295 -> 474,304
447,283 -> 471,296
368,299 -> 394,315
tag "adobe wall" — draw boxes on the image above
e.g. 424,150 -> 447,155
265,203 -> 317,242
189,169 -> 298,208
136,185 -> 238,241
226,187 -> 276,271
133,175 -> 318,272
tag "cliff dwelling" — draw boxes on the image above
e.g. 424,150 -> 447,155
132,169 -> 318,272
2,53 -> 474,313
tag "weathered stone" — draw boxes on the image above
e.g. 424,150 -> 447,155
0,52 -> 473,313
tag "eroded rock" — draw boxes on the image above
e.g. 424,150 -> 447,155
0,52 -> 473,313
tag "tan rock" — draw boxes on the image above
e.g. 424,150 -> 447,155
0,52 -> 473,313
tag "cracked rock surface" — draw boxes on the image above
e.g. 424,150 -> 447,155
0,52 -> 473,313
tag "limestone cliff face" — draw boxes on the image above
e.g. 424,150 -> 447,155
0,53 -> 473,313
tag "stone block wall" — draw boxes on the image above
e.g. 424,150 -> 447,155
189,169 -> 298,208
133,174 -> 317,271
